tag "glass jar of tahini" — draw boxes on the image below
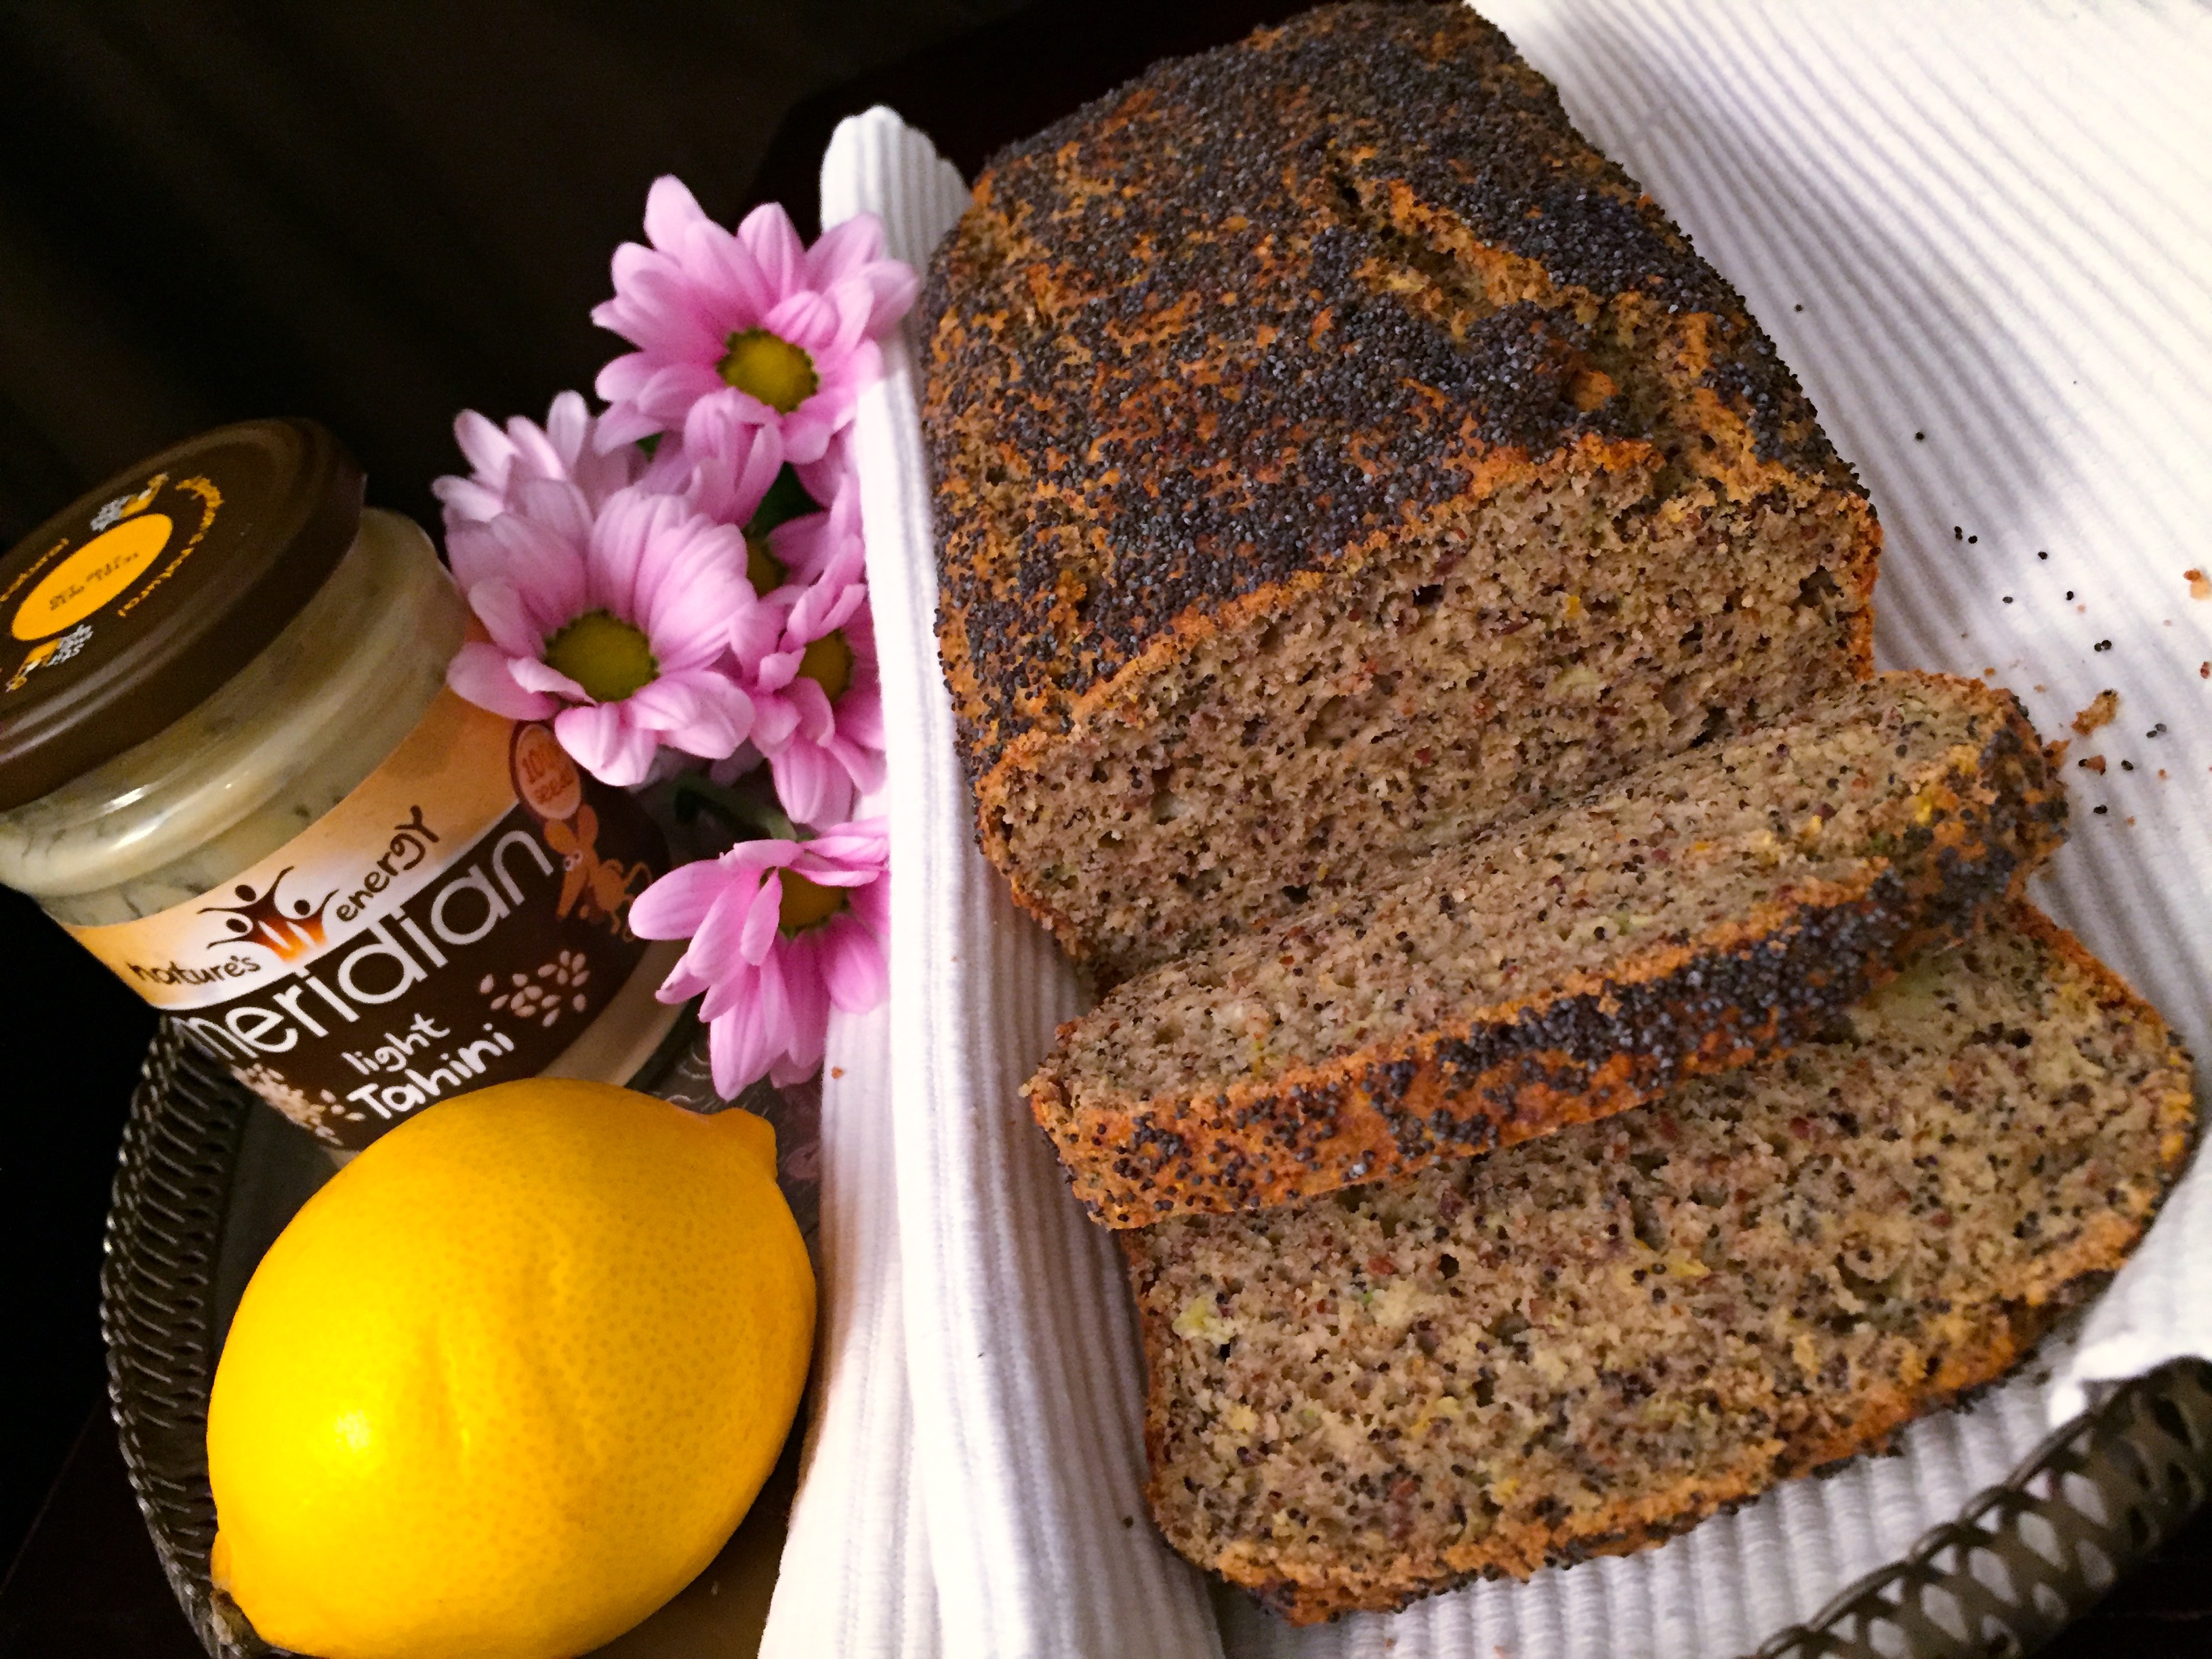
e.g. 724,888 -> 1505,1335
0,419 -> 684,1150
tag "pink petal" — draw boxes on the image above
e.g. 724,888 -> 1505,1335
771,740 -> 851,829
592,391 -> 665,449
482,510 -> 588,628
447,642 -> 560,720
739,874 -> 783,962
628,669 -> 751,758
709,998 -> 773,1099
747,687 -> 801,751
463,578 -> 545,659
764,289 -> 842,352
433,475 -> 506,531
631,860 -> 737,939
542,392 -> 593,466
847,879 -> 890,940
834,687 -> 886,750
783,675 -> 836,743
825,281 -> 876,355
858,260 -> 920,335
806,213 -> 885,286
727,594 -> 787,667
687,884 -> 761,991
444,520 -> 508,594
792,438 -> 851,506
506,654 -> 590,703
821,920 -> 886,1012
642,175 -> 711,252
451,409 -> 517,481
655,959 -> 710,1005
775,405 -> 840,466
735,201 -> 807,303
553,701 -> 658,785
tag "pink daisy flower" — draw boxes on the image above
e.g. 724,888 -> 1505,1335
631,819 -> 889,1094
636,390 -> 779,527
432,391 -> 640,534
590,178 -> 918,465
725,493 -> 884,827
445,479 -> 754,787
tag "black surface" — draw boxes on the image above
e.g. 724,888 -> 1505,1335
0,1411 -> 204,1659
0,886 -> 155,1573
5,1 -> 2207,1653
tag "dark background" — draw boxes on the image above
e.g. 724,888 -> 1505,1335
1,2 -> 2205,1653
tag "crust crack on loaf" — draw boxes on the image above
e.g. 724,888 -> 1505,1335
1029,673 -> 2068,1225
1126,907 -> 2197,1622
922,1 -> 1881,985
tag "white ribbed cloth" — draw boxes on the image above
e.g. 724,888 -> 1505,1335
778,3 -> 2212,1652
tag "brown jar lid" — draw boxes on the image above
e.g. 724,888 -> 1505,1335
0,419 -> 365,812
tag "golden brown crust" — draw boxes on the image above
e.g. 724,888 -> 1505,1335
922,4 -> 1881,962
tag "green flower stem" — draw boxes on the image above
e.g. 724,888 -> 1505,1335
668,773 -> 799,844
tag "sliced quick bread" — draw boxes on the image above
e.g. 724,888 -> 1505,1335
1128,905 -> 2196,1620
1031,672 -> 2065,1225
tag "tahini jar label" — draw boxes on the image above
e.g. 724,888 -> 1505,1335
68,691 -> 668,1147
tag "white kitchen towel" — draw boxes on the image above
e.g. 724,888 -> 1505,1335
808,0 -> 2212,1650
760,975 -> 939,1659
824,108 -> 1227,1659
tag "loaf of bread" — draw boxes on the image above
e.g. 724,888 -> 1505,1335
1127,906 -> 2195,1620
922,1 -> 1881,985
1029,673 -> 2065,1225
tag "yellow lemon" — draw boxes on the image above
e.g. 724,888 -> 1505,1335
206,1080 -> 814,1659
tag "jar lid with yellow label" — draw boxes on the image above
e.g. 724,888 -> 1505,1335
0,418 -> 365,811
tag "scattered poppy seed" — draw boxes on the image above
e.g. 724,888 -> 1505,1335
2003,596 -> 2013,603
2066,591 -> 2076,600
2093,805 -> 2108,815
2094,640 -> 2113,652
1915,431 -> 1926,441
2121,760 -> 2134,772
2038,550 -> 2049,560
1953,527 -> 1963,540
1967,535 -> 1978,544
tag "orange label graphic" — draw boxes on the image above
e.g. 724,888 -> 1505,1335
12,512 -> 173,640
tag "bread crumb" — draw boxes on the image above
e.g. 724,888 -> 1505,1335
2072,690 -> 2120,735
2187,568 -> 2211,600
2080,756 -> 2107,774
831,1067 -> 845,1079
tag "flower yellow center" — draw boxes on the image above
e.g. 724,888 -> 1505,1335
747,532 -> 787,593
544,609 -> 656,703
778,871 -> 847,932
719,329 -> 818,414
797,630 -> 853,702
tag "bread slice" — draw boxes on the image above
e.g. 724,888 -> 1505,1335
924,2 -> 1881,985
1029,673 -> 2065,1225
1128,907 -> 2195,1621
